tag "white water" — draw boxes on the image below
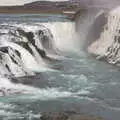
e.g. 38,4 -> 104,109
0,21 -> 81,99
0,22 -> 79,75
0,12 -> 120,120
88,6 -> 120,65
42,22 -> 80,52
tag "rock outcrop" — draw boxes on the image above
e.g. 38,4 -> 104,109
40,111 -> 103,120
88,7 -> 120,66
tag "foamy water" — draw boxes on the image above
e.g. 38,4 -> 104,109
0,12 -> 120,120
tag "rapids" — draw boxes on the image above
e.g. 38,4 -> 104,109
0,8 -> 120,120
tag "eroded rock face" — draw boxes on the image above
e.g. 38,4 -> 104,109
88,7 -> 120,66
40,112 -> 103,120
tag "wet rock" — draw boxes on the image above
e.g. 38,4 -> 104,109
0,47 -> 9,53
36,47 -> 46,57
0,88 -> 23,96
40,112 -> 103,120
5,64 -> 11,72
40,112 -> 70,120
11,74 -> 51,88
16,41 -> 33,55
68,115 -> 103,120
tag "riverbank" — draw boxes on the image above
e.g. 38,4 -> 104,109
0,9 -> 76,20
40,111 -> 103,120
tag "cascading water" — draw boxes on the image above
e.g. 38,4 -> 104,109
42,22 -> 80,52
88,6 -> 120,66
0,16 -> 81,97
1,9 -> 120,120
0,22 -> 78,77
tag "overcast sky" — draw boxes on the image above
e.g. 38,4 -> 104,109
0,0 -> 68,6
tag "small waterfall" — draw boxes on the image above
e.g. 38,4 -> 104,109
0,20 -> 81,97
42,22 -> 80,52
0,23 -> 57,76
88,6 -> 120,66
74,5 -> 120,67
0,21 -> 79,77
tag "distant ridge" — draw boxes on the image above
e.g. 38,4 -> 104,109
0,1 -> 79,10
0,1 -> 81,20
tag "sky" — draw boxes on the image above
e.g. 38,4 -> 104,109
0,0 -> 69,6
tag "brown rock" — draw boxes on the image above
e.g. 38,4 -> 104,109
40,112 -> 103,120
68,115 -> 103,120
40,112 -> 69,120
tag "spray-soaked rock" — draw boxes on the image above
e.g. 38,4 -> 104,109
88,7 -> 120,66
11,74 -> 51,88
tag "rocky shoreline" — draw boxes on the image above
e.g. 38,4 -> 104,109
40,111 -> 103,120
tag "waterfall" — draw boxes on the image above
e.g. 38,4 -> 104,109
88,6 -> 120,66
